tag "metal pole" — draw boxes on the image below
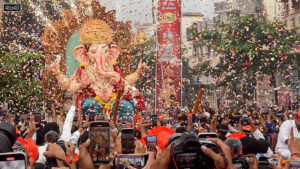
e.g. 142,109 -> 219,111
180,0 -> 183,108
152,0 -> 158,115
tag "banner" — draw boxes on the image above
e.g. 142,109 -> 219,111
156,0 -> 181,120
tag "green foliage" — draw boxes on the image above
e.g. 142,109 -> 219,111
1,0 -> 68,53
0,52 -> 44,112
132,38 -> 156,107
195,16 -> 300,99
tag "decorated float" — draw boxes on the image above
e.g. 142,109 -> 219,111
41,0 -> 147,123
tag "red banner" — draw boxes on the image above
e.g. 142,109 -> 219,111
156,0 -> 181,121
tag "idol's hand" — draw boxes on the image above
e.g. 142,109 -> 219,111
49,61 -> 60,74
137,60 -> 149,75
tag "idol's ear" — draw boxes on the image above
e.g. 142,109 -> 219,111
71,45 -> 89,65
109,44 -> 122,62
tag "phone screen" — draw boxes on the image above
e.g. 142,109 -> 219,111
192,114 -> 196,123
89,122 -> 110,165
20,115 -> 28,121
89,114 -> 95,122
20,115 -> 29,126
34,113 -> 41,127
198,133 -> 218,139
121,128 -> 135,154
114,154 -> 148,169
151,116 -> 158,127
146,135 -> 157,152
176,153 -> 197,168
135,130 -> 142,139
0,153 -> 26,169
0,111 -> 6,120
46,100 -> 53,110
290,161 -> 300,168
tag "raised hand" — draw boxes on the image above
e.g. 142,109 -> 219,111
49,61 -> 60,74
44,143 -> 66,160
79,139 -> 94,169
65,142 -> 76,161
201,138 -> 233,169
137,59 -> 149,74
134,139 -> 147,154
288,127 -> 300,155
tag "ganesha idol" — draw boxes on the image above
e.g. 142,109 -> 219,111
49,19 -> 148,123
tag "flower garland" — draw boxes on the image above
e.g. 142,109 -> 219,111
94,93 -> 117,110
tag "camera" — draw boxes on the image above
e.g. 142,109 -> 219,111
45,140 -> 67,169
0,122 -> 17,153
258,156 -> 273,169
167,132 -> 220,169
232,156 -> 248,169
276,113 -> 283,119
241,114 -> 249,126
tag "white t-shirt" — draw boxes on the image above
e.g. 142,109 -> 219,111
36,106 -> 76,164
36,143 -> 48,164
275,120 -> 300,159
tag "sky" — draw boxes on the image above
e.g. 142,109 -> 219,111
99,0 -> 223,24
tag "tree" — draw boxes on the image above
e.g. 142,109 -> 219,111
131,37 -> 156,109
182,57 -> 200,109
195,16 -> 300,104
0,52 -> 44,113
1,0 -> 71,53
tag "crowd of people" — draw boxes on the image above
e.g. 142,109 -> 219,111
0,94 -> 300,169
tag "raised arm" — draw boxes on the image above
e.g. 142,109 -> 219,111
49,61 -> 81,93
125,60 -> 149,86
59,95 -> 77,142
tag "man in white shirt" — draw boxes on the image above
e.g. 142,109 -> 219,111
249,117 -> 273,157
275,112 -> 300,159
36,104 -> 76,164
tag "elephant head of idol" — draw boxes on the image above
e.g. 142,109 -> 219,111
72,19 -> 122,74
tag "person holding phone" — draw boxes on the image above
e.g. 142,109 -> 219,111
0,153 -> 28,169
89,121 -> 110,165
36,95 -> 77,164
121,128 -> 135,154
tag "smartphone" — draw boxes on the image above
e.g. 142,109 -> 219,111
198,132 -> 218,139
192,114 -> 196,123
151,115 -> 158,127
86,109 -> 97,122
46,100 -> 53,110
0,110 -> 6,120
146,135 -> 157,152
20,114 -> 28,121
135,130 -> 142,139
114,154 -> 148,169
0,152 -> 27,169
121,128 -> 135,154
89,121 -> 110,165
89,114 -> 95,122
34,113 -> 41,127
289,161 -> 300,168
20,115 -> 29,126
